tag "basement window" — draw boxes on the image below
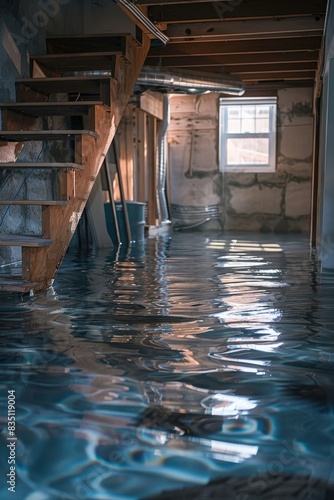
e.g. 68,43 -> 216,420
219,97 -> 277,172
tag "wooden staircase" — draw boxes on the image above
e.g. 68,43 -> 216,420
0,32 -> 150,293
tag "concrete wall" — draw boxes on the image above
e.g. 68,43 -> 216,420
317,0 -> 334,269
168,88 -> 313,233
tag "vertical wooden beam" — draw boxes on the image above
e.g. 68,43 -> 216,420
114,140 -> 131,244
135,108 -> 147,203
124,106 -> 134,200
59,170 -> 75,201
147,115 -> 158,226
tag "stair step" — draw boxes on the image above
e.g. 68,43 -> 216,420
46,33 -> 137,56
0,162 -> 83,169
31,52 -> 122,75
0,101 -> 104,117
0,130 -> 98,141
0,200 -> 70,206
0,235 -> 52,247
0,275 -> 37,293
16,76 -> 116,103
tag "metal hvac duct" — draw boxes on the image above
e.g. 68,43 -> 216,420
137,66 -> 245,96
156,94 -> 170,224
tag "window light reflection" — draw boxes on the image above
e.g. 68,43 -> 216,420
201,393 -> 257,416
207,240 -> 283,252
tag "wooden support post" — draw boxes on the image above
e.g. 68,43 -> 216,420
99,79 -> 111,107
59,170 -> 75,201
135,108 -> 147,203
147,115 -> 157,226
114,139 -> 131,244
104,159 -> 120,246
124,106 -> 134,200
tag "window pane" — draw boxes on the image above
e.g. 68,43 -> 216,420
256,105 -> 270,132
227,138 -> 269,165
241,106 -> 256,133
220,97 -> 276,172
256,118 -> 269,133
227,106 -> 241,133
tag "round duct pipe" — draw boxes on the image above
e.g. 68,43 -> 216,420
137,66 -> 245,96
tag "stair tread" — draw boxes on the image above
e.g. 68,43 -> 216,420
0,129 -> 98,141
31,52 -> 124,72
0,101 -> 105,116
17,75 -> 116,90
0,235 -> 53,247
16,77 -> 116,104
0,275 -> 37,293
0,200 -> 70,205
0,162 -> 83,169
46,33 -> 137,54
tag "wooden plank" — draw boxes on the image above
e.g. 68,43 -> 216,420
146,51 -> 320,68
148,36 -> 322,58
16,76 -> 115,98
0,130 -> 98,141
135,108 -> 147,202
228,62 -> 317,74
236,70 -> 316,81
140,90 -> 164,120
46,34 -> 129,55
0,275 -> 36,293
124,106 -> 134,201
165,16 -> 325,40
0,101 -> 105,117
0,200 -> 70,205
0,235 -> 52,247
0,162 -> 83,169
30,52 -> 122,74
146,0 -> 327,23
59,170 -> 75,202
46,33 -> 141,54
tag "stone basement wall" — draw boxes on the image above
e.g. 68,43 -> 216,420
0,0 -> 84,268
168,87 -> 313,233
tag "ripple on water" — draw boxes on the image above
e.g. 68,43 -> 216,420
1,232 -> 334,499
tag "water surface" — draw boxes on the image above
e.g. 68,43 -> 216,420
0,232 -> 334,499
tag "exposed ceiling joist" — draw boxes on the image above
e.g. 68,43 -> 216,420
165,16 -> 324,41
146,51 -> 320,68
146,0 -> 327,24
137,0 -> 328,90
148,36 -> 322,57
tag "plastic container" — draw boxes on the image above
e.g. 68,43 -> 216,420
104,201 -> 145,245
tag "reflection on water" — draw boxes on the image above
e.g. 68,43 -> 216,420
0,232 -> 334,499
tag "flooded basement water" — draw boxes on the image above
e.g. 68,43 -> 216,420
0,232 -> 334,499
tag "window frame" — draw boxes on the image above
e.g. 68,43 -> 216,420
219,96 -> 277,173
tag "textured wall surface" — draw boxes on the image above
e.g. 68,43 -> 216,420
0,0 -> 133,267
168,88 -> 313,233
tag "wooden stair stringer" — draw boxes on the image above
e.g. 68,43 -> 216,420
21,33 -> 151,291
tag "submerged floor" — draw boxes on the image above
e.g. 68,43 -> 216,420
1,232 -> 334,499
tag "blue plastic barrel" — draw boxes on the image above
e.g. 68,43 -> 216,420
104,201 -> 145,245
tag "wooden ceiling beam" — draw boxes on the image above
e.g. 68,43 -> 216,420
234,71 -> 316,82
165,16 -> 325,40
145,51 -> 320,67
223,62 -> 318,73
147,0 -> 327,24
148,36 -> 322,57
